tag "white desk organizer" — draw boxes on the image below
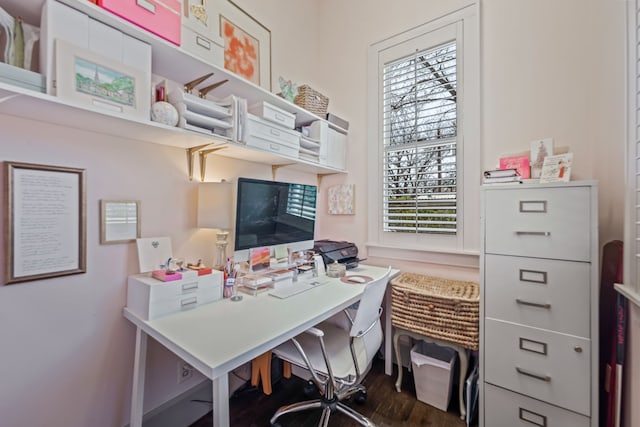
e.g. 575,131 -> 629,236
127,270 -> 223,321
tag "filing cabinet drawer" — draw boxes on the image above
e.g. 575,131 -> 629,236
484,319 -> 590,415
484,186 -> 591,261
485,254 -> 591,337
249,102 -> 296,129
181,25 -> 223,68
485,384 -> 590,427
127,271 -> 223,320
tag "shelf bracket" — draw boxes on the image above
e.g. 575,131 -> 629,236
186,144 -> 212,181
317,173 -> 338,187
271,164 -> 296,180
199,147 -> 228,182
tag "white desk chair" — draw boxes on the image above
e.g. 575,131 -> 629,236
270,267 -> 392,427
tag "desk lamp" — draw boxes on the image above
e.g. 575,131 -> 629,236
197,181 -> 233,270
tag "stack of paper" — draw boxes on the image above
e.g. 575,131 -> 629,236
482,168 -> 522,184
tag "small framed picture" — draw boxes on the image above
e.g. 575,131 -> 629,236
55,39 -> 150,120
249,246 -> 270,271
540,153 -> 573,183
530,138 -> 554,179
100,200 -> 141,244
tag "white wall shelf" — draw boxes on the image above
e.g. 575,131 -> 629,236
0,0 -> 347,177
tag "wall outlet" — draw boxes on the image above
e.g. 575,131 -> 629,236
177,361 -> 194,384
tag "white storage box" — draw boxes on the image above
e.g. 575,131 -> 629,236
411,341 -> 457,411
127,270 -> 223,320
246,114 -> 300,158
248,101 -> 296,129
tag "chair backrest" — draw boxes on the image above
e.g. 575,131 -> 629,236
349,267 -> 391,338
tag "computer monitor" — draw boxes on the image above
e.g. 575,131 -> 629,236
233,177 -> 317,263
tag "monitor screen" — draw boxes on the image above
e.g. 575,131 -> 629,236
234,178 -> 317,260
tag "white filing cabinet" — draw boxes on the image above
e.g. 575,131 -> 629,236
480,181 -> 598,427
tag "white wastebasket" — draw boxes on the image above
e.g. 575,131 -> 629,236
410,341 -> 457,411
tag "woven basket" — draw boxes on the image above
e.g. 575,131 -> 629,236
391,273 -> 480,350
293,85 -> 329,116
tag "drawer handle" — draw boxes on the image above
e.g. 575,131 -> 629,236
136,0 -> 157,14
196,36 -> 211,50
516,299 -> 551,309
574,346 -> 583,353
180,296 -> 198,307
519,200 -> 547,213
275,113 -> 286,122
516,367 -> 551,382
182,282 -> 198,292
270,143 -> 280,151
515,231 -> 551,236
270,129 -> 281,136
519,407 -> 548,427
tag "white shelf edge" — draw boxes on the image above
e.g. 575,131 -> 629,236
614,283 -> 640,308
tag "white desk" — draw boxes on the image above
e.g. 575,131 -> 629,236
124,264 -> 399,427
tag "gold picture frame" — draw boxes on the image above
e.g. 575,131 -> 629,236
100,200 -> 141,244
4,162 -> 86,284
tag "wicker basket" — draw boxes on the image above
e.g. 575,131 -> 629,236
391,273 -> 480,350
293,85 -> 329,116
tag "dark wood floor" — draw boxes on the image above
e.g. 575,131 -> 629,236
190,357 -> 473,427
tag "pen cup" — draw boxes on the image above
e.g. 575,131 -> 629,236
228,277 -> 242,301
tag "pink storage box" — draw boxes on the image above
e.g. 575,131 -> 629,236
96,0 -> 181,45
151,270 -> 182,282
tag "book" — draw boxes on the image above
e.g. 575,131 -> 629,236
499,154 -> 530,179
483,168 -> 518,179
539,153 -> 573,183
482,175 -> 523,184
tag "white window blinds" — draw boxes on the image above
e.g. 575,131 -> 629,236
382,41 -> 457,234
286,184 -> 317,220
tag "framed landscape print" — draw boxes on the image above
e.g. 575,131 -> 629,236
55,39 -> 149,120
218,0 -> 271,90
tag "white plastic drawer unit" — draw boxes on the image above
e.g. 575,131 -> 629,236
484,254 -> 591,338
484,319 -> 591,416
127,271 -> 223,320
483,186 -> 591,261
246,114 -> 300,158
248,102 -> 297,129
484,384 -> 590,427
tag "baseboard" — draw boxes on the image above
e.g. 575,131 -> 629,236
123,363 -> 251,427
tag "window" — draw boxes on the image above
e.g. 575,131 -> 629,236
383,41 -> 458,235
367,4 -> 480,263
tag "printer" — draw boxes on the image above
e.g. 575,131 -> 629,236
313,240 -> 362,269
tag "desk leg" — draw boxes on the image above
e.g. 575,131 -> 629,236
130,328 -> 147,427
212,374 -> 230,427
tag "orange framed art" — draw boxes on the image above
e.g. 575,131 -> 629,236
218,0 -> 271,90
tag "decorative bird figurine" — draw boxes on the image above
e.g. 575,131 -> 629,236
279,76 -> 298,103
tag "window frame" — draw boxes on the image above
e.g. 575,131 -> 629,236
366,4 -> 480,266
619,0 -> 640,306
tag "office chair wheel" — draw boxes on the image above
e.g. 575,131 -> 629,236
303,380 -> 316,396
354,390 -> 367,404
